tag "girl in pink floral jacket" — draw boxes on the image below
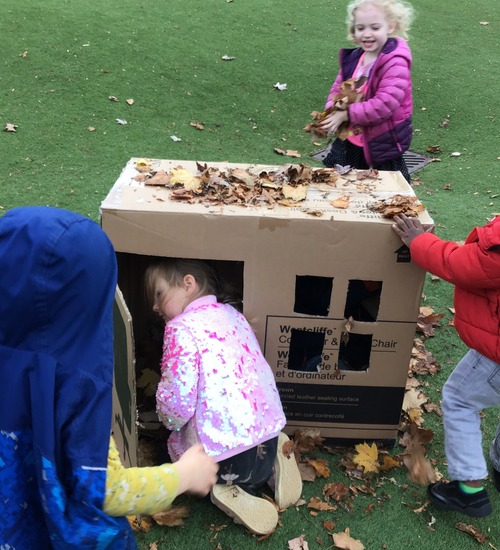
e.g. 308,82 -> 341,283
144,259 -> 302,535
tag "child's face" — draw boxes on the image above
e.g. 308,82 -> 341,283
152,277 -> 190,322
353,4 -> 395,57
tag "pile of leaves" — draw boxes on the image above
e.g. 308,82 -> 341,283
367,194 -> 425,218
304,76 -> 367,140
134,161 -> 340,208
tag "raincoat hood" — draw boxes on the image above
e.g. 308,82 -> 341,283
0,206 -> 135,548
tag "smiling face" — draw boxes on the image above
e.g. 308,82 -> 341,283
352,3 -> 395,57
152,276 -> 192,322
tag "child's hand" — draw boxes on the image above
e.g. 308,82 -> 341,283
174,444 -> 218,496
319,110 -> 349,135
392,214 -> 425,247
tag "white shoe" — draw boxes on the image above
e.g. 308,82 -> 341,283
210,484 -> 278,535
274,432 -> 303,509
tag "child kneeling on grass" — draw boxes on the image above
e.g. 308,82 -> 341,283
145,258 -> 303,535
393,213 -> 500,518
0,207 -> 218,549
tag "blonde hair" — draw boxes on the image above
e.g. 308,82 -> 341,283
144,258 -> 243,312
346,0 -> 414,41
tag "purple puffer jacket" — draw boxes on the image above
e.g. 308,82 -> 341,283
325,37 -> 412,165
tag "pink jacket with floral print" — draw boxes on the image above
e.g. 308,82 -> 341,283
156,295 -> 286,462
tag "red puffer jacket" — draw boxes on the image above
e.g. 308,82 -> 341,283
410,216 -> 500,363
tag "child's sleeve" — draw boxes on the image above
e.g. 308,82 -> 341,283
325,70 -> 344,109
104,436 -> 180,516
410,232 -> 500,290
156,323 -> 200,431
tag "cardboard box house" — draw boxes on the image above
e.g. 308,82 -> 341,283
102,158 -> 433,466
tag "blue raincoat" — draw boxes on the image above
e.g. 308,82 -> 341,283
0,207 -> 136,548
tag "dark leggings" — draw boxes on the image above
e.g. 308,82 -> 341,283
323,139 -> 411,183
216,436 -> 278,495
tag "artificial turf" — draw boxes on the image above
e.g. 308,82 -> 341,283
1,0 -> 499,548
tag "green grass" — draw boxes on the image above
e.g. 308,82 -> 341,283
1,0 -> 499,548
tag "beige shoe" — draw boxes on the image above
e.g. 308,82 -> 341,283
274,432 -> 303,509
210,484 -> 278,535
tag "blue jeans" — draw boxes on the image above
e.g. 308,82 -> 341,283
442,349 -> 500,480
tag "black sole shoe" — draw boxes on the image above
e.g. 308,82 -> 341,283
428,481 -> 492,518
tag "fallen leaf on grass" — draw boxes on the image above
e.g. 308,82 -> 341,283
274,82 -> 287,91
88,126 -> 96,132
189,121 -> 205,130
126,98 -> 135,106
20,50 -> 28,58
108,95 -> 119,102
127,515 -> 155,532
152,504 -> 190,527
288,535 -> 309,549
116,118 -> 127,125
170,135 -> 182,142
323,482 -> 349,501
298,461 -> 318,481
455,522 -> 489,544
221,54 -> 235,60
307,458 -> 331,478
274,148 -> 301,158
426,145 -> 443,154
4,123 -> 18,132
332,528 -> 365,550
353,442 -> 379,474
308,497 -> 336,511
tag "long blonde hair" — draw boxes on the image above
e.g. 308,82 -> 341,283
346,0 -> 414,41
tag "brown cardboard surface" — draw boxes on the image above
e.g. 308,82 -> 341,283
112,288 -> 138,467
102,158 -> 434,446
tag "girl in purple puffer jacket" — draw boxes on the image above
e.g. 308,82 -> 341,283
320,0 -> 415,182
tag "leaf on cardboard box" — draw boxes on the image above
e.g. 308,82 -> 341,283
170,168 -> 202,191
332,528 -> 365,550
353,442 -> 379,474
145,170 -> 171,187
330,196 -> 350,209
282,184 -> 307,201
368,194 -> 424,218
152,504 -> 190,527
293,428 -> 325,452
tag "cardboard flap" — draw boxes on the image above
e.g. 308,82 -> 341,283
112,286 -> 138,467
